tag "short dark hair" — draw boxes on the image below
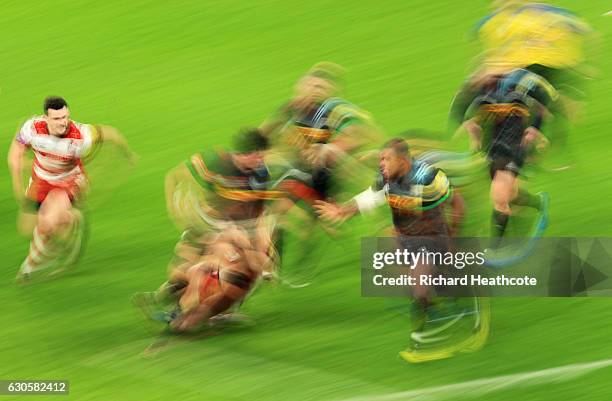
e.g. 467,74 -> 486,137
383,137 -> 410,157
43,96 -> 68,114
232,127 -> 269,153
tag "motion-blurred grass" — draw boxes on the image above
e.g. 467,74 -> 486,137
0,1 -> 610,400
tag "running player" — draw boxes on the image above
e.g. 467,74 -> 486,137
449,1 -> 595,157
314,138 -> 488,362
261,61 -> 381,204
260,62 -> 382,282
459,69 -> 552,246
8,96 -> 135,281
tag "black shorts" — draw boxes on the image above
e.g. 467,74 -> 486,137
311,167 -> 332,199
489,155 -> 523,179
525,64 -> 586,100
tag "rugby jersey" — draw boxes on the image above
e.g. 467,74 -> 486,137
16,116 -> 99,183
373,160 -> 451,236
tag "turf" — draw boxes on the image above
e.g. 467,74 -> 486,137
0,1 -> 611,400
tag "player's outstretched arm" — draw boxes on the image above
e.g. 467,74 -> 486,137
314,200 -> 358,224
333,123 -> 380,155
164,163 -> 195,228
315,184 -> 387,224
455,118 -> 482,152
7,140 -> 27,203
96,125 -> 138,164
522,126 -> 550,152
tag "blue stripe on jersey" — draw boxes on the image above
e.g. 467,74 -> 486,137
472,10 -> 500,36
412,161 -> 435,185
312,98 -> 347,128
514,3 -> 576,18
497,69 -> 532,97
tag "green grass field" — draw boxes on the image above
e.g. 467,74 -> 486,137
1,1 -> 611,400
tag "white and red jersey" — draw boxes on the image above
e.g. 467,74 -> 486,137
16,116 -> 99,183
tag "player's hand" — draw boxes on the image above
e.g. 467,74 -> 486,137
462,120 -> 482,152
125,149 -> 140,166
522,127 -> 549,152
470,138 -> 482,153
313,200 -> 348,225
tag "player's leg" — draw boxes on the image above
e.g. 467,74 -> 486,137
155,229 -> 209,304
401,235 -> 488,362
17,178 -> 41,237
511,186 -> 544,210
489,161 -> 518,245
17,207 -> 38,238
171,265 -> 254,332
170,226 -> 267,331
58,207 -> 86,270
132,238 -> 201,323
401,295 -> 491,363
18,188 -> 76,277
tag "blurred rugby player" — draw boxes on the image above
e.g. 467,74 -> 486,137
315,138 -> 488,362
459,69 -> 552,245
8,96 -> 134,281
133,128 -> 283,330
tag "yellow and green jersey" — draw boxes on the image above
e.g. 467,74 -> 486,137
475,3 -> 592,70
184,150 -> 284,221
272,97 -> 374,148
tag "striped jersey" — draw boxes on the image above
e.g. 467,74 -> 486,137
374,160 -> 451,236
467,69 -> 556,158
185,150 -> 284,221
16,116 -> 99,183
279,97 -> 373,147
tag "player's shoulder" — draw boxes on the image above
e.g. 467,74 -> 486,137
324,97 -> 372,128
323,97 -> 363,114
189,149 -> 230,176
68,120 -> 95,138
23,115 -> 47,131
373,172 -> 386,191
198,149 -> 223,168
516,3 -> 577,18
504,69 -> 558,104
322,97 -> 350,109
16,116 -> 44,144
473,7 -> 512,37
412,160 -> 443,185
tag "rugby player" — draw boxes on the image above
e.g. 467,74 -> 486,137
170,225 -> 270,332
8,96 -> 135,281
133,128 -> 283,329
261,61 -> 381,204
260,62 -> 382,281
448,1 -> 594,160
459,69 -> 552,245
314,138 -> 488,362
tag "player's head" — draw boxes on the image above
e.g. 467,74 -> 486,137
231,127 -> 269,172
294,62 -> 345,109
43,96 -> 70,136
380,138 -> 412,180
